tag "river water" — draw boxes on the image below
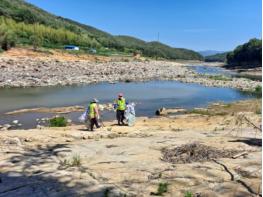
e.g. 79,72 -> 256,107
0,80 -> 253,129
189,65 -> 262,81
188,65 -> 235,76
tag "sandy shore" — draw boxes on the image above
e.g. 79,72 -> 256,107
0,99 -> 261,196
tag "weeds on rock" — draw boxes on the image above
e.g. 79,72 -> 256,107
184,191 -> 193,197
188,108 -> 227,116
103,188 -> 110,197
254,85 -> 262,97
59,154 -> 81,168
71,154 -> 81,166
242,85 -> 262,98
49,116 -> 67,127
60,159 -> 71,166
255,108 -> 262,114
150,182 -> 168,196
208,75 -> 232,81
223,103 -> 231,108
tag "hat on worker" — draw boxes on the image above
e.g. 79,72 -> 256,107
92,98 -> 99,103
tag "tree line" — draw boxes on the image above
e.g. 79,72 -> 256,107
0,16 -> 101,51
226,38 -> 262,68
0,0 -> 204,60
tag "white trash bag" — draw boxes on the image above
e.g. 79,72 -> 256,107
79,110 -> 87,123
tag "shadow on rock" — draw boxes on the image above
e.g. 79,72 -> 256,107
1,144 -> 119,197
229,138 -> 262,147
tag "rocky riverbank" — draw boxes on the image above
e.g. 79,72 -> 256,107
0,56 -> 261,90
0,99 -> 261,196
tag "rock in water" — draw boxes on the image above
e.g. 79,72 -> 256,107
12,120 -> 19,124
3,124 -> 12,130
36,125 -> 44,129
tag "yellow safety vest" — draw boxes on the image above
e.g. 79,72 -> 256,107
117,98 -> 126,110
89,103 -> 96,118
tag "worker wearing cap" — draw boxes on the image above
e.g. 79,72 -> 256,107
88,98 -> 100,131
115,93 -> 126,125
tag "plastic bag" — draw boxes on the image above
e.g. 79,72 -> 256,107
79,110 -> 87,123
126,113 -> 136,126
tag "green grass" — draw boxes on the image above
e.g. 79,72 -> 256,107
184,191 -> 193,197
254,85 -> 262,97
96,48 -> 132,57
71,154 -> 81,166
150,182 -> 168,196
60,154 -> 81,167
60,159 -> 70,166
103,188 -> 110,197
188,109 -> 227,116
255,108 -> 262,114
49,116 -> 67,127
223,103 -> 232,108
208,75 -> 232,81
242,85 -> 262,98
189,109 -> 211,115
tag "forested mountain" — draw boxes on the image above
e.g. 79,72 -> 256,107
115,36 -> 203,60
199,50 -> 225,57
205,52 -> 228,62
226,38 -> 262,68
0,0 -> 203,60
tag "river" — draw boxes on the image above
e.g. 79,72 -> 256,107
0,80 -> 253,129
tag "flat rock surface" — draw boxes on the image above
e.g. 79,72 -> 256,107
0,103 -> 261,196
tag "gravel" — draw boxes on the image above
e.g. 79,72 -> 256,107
0,57 -> 260,90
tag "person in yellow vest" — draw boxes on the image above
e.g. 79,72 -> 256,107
115,93 -> 126,125
88,98 -> 100,131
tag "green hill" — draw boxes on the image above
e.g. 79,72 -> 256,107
0,0 -> 203,60
205,52 -> 228,62
115,36 -> 203,60
114,36 -> 147,51
226,38 -> 262,68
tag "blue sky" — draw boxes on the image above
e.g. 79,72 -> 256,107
26,0 -> 261,51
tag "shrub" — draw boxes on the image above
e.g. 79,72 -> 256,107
49,116 -> 67,127
60,154 -> 81,167
184,191 -> 193,197
226,38 -> 262,68
255,108 -> 261,114
71,154 -> 81,166
150,182 -> 168,196
157,182 -> 168,195
30,35 -> 42,51
0,25 -> 17,50
254,85 -> 262,97
208,75 -> 232,81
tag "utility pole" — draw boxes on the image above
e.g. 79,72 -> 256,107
157,32 -> 160,42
